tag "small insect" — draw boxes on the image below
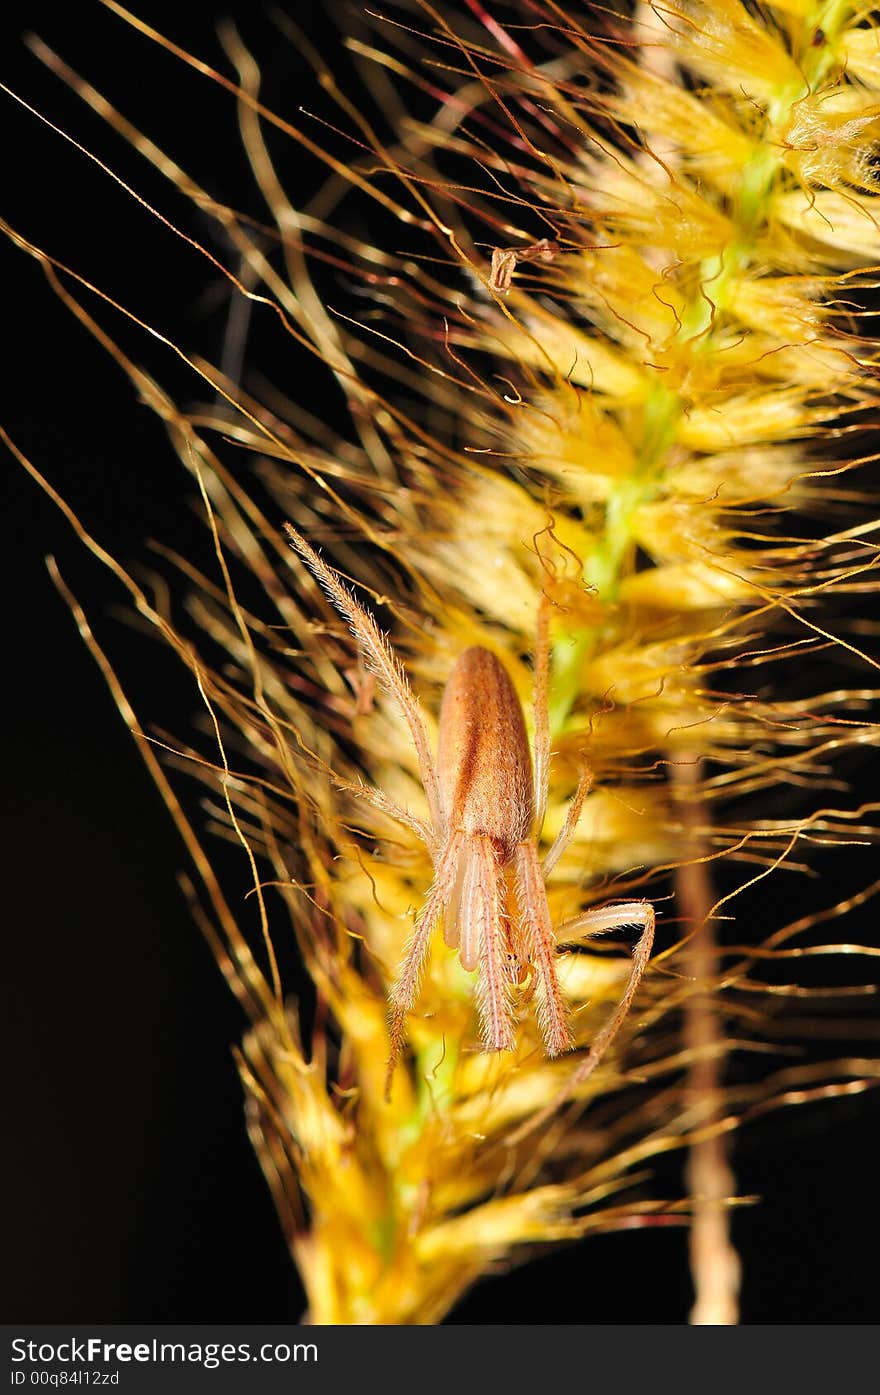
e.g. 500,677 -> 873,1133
488,237 -> 560,294
286,526 -> 654,1100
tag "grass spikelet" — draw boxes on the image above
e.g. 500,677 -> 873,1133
5,0 -> 880,1324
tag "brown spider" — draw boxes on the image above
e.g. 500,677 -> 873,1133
286,526 -> 654,1099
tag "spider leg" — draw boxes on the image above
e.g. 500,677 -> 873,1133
542,766 -> 593,876
334,774 -> 437,857
508,900 -> 655,1144
385,830 -> 463,1097
514,841 -> 573,1056
533,591 -> 551,839
505,871 -> 531,988
531,592 -> 592,870
286,525 -> 443,832
468,835 -> 516,1052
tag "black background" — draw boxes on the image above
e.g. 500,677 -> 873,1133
3,1 -> 878,1324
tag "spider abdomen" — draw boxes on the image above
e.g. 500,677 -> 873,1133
437,646 -> 534,860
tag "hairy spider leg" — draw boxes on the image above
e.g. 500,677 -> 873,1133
465,835 -> 515,1052
386,831 -> 464,1095
508,900 -> 656,1145
514,841 -> 573,1057
285,524 -> 442,832
532,593 -> 551,839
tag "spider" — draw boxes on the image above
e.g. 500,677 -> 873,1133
286,526 -> 654,1101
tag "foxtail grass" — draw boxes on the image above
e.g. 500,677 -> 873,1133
5,0 -> 880,1323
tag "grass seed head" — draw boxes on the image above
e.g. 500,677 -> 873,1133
8,0 -> 880,1325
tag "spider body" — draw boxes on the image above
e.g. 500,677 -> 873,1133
433,645 -> 569,1053
286,524 -> 654,1104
